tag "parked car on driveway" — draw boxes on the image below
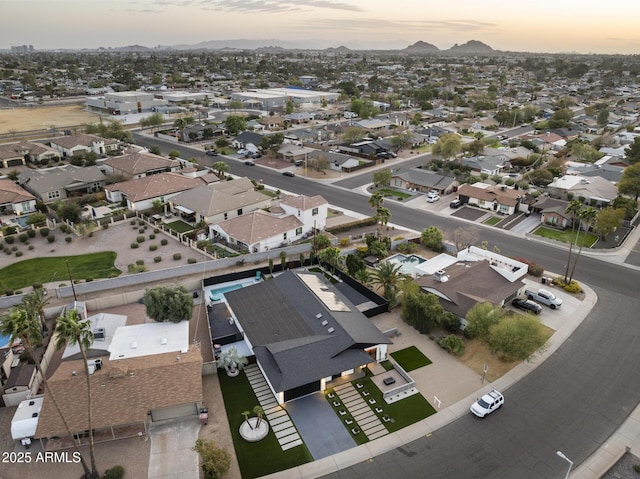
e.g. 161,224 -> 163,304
470,390 -> 504,418
450,199 -> 462,209
524,288 -> 562,309
426,192 -> 440,203
512,297 -> 542,315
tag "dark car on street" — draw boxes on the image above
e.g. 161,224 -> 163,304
282,171 -> 295,177
205,150 -> 218,156
512,298 -> 542,315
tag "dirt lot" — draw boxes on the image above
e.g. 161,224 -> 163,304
0,104 -> 101,135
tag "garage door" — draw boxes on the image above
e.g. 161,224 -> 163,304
284,380 -> 320,402
150,402 -> 198,422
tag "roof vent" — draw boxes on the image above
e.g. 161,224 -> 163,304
161,338 -> 168,345
32,412 -> 38,418
29,400 -> 35,406
327,327 -> 335,333
181,347 -> 188,354
130,341 -> 138,349
321,320 -> 328,326
316,313 -> 323,319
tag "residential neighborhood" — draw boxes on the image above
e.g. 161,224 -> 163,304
2,39 -> 640,479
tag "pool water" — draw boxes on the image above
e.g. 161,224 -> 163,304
209,283 -> 245,302
12,215 -> 31,228
0,333 -> 11,349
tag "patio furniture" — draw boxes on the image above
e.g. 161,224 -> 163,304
383,377 -> 396,386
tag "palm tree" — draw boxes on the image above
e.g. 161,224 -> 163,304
0,307 -> 92,478
563,200 -> 583,283
253,405 -> 264,428
568,206 -> 597,283
217,347 -> 248,377
54,309 -> 99,479
370,262 -> 404,305
241,411 -> 253,429
173,118 -> 187,142
212,161 -> 230,178
21,288 -> 50,332
368,192 -> 385,238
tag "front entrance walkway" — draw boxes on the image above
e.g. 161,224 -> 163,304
333,383 -> 389,441
284,393 -> 355,460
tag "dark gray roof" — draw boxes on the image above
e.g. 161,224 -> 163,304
393,168 -> 456,189
224,270 -> 390,391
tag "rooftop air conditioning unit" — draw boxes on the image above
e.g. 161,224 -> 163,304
93,328 -> 106,341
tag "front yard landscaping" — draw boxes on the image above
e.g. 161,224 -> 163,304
483,216 -> 502,226
164,219 -> 194,234
533,225 -> 598,247
218,371 -> 313,479
377,188 -> 413,201
390,346 -> 432,371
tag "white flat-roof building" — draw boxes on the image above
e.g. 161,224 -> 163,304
108,321 -> 189,361
230,87 -> 339,110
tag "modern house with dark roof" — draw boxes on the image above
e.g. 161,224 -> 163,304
390,168 -> 456,194
17,164 -> 106,203
211,270 -> 391,403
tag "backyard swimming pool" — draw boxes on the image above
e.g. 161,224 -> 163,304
207,276 -> 262,302
0,333 -> 11,349
385,253 -> 429,278
11,214 -> 31,228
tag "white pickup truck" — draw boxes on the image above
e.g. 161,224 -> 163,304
524,288 -> 562,309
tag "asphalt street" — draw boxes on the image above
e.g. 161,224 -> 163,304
134,132 -> 640,479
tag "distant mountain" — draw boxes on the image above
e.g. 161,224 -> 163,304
167,38 -> 319,51
324,45 -> 351,54
447,40 -> 494,53
404,41 -> 440,53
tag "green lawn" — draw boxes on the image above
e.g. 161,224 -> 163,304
0,252 -> 120,290
533,226 -> 598,247
390,346 -> 432,371
218,371 -> 313,479
164,220 -> 194,234
483,216 -> 502,226
378,188 -> 412,200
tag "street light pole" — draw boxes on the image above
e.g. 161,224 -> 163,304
556,450 -> 573,479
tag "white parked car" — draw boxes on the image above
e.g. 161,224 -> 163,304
426,192 -> 440,203
470,390 -> 504,418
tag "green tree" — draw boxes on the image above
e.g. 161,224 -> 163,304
143,285 -> 193,323
173,118 -> 187,142
26,212 -> 47,227
597,108 -> 610,128
168,150 -> 182,159
464,139 -> 484,157
280,250 -> 287,270
432,133 -> 462,161
193,439 -> 232,479
55,309 -> 99,478
373,168 -> 392,187
59,202 -> 82,223
285,100 -> 294,114
594,207 -> 625,240
0,307 -> 92,478
149,145 -> 162,155
224,115 -> 247,136
618,162 -> 640,199
368,192 -> 386,239
212,161 -> 230,178
390,131 -> 414,153
228,100 -> 243,111
563,200 -> 584,283
345,253 -> 366,277
370,262 -> 404,305
318,247 -> 342,272
400,287 -> 446,334
487,314 -> 548,362
21,288 -> 50,332
420,226 -> 443,251
464,302 -> 503,341
341,126 -> 366,145
215,137 -> 230,150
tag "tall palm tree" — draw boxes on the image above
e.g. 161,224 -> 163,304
173,117 -> 187,142
368,192 -> 385,238
21,288 -> 50,332
563,200 -> 583,283
54,309 -> 99,479
568,206 -> 597,283
370,262 -> 404,305
0,307 -> 92,478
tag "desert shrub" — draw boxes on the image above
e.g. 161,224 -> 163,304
130,242 -> 139,249
85,277 -> 93,282
15,251 -> 23,257
149,234 -> 156,240
60,223 -> 70,233
136,235 -> 145,243
130,220 -> 136,225
3,226 -> 17,235
173,253 -> 182,260
103,465 -> 125,479
4,235 -> 15,244
138,227 -> 145,234
32,283 -> 43,290
11,246 -> 18,252
40,228 -> 49,237
149,244 -> 158,251
339,237 -> 350,247
514,257 -> 544,277
136,259 -> 144,266
102,223 -> 109,229
154,228 -> 159,234
127,264 -> 147,273
47,235 -> 55,243
437,335 -> 465,355
154,256 -> 162,263
552,278 -> 582,294
65,236 -> 72,243
188,257 -> 197,264
18,233 -> 28,243
26,229 -> 36,238
5,290 -> 14,296
161,238 -> 168,246
28,245 -> 34,250
138,220 -> 145,226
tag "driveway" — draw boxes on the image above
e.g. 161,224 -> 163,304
284,392 -> 355,460
148,417 -> 201,479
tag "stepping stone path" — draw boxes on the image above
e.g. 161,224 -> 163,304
244,365 -> 303,451
333,383 -> 389,441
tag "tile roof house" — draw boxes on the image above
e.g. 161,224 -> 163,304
0,141 -> 60,167
547,175 -> 618,205
168,177 -> 272,225
103,151 -> 182,179
456,182 -> 525,215
390,168 -> 457,194
220,270 -> 392,403
49,134 -> 121,157
529,196 -> 571,228
209,194 -> 327,252
0,179 -> 37,215
34,344 -> 203,445
18,165 -> 106,203
105,172 -> 206,211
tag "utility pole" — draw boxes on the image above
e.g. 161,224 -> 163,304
65,260 -> 77,301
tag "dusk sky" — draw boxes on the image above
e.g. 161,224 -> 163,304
3,0 -> 640,54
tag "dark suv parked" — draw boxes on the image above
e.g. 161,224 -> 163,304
512,298 -> 542,315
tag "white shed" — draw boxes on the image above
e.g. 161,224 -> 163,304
11,397 -> 43,440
